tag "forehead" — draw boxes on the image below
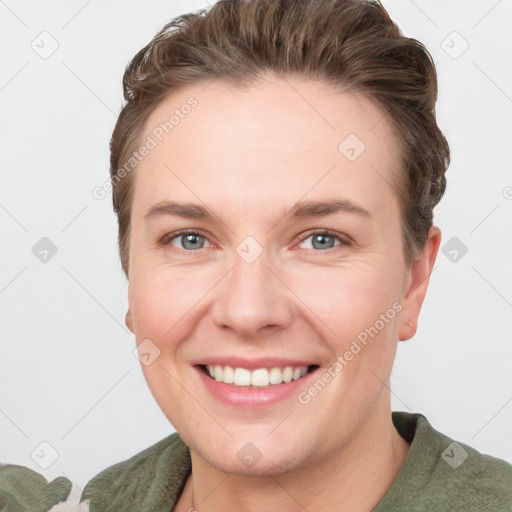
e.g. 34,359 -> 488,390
131,76 -> 402,222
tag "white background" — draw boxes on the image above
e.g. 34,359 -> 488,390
1,0 -> 511,499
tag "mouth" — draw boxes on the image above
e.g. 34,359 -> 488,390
196,363 -> 321,388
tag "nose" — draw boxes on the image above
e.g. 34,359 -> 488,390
210,253 -> 294,339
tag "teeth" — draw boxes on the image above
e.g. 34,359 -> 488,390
234,367 -> 252,386
223,365 -> 234,384
206,365 -> 310,387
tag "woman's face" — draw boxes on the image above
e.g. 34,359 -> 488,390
125,76 -> 435,475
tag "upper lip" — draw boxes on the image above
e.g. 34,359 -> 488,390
192,356 -> 319,371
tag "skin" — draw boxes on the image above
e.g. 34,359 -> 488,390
125,75 -> 441,512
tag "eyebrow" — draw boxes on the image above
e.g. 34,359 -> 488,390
144,198 -> 371,223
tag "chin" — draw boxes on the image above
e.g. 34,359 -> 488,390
186,430 -> 311,477
204,449 -> 306,477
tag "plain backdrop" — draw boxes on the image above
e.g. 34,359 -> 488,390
1,0 -> 511,498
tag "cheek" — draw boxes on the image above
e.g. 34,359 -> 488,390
130,250 -> 404,360
131,281 -> 170,339
129,267 -> 215,342
286,262 -> 402,340
284,264 -> 403,386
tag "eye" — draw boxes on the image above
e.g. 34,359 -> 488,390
297,230 -> 350,251
161,230 -> 214,251
160,229 -> 351,252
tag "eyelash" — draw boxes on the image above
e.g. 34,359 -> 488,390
159,229 -> 352,253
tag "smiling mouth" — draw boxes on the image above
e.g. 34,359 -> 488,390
197,363 -> 320,387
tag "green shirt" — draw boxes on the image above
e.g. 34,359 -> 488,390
1,412 -> 511,511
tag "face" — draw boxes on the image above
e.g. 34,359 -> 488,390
125,75 -> 436,475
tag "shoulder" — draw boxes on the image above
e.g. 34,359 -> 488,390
434,433 -> 512,509
386,412 -> 512,511
81,432 -> 191,511
0,463 -> 72,511
418,413 -> 512,487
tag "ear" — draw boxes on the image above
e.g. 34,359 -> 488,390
125,308 -> 134,333
125,282 -> 135,333
399,226 -> 442,341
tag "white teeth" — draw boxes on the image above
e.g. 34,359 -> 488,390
234,367 -> 251,386
251,368 -> 269,387
205,364 -> 310,387
269,367 -> 283,384
282,366 -> 293,383
223,365 -> 234,384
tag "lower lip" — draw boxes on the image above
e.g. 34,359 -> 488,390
194,365 -> 320,408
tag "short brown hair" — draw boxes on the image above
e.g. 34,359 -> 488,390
110,0 -> 449,278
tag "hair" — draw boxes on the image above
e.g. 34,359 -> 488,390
110,0 -> 449,278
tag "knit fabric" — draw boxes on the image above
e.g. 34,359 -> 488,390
80,412 -> 512,511
2,412 -> 511,511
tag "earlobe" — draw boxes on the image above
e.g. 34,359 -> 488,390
399,320 -> 416,341
398,226 -> 442,341
125,309 -> 134,333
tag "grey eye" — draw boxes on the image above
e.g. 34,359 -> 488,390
299,233 -> 341,251
172,233 -> 207,250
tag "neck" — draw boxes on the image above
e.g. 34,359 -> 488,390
187,399 -> 410,512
